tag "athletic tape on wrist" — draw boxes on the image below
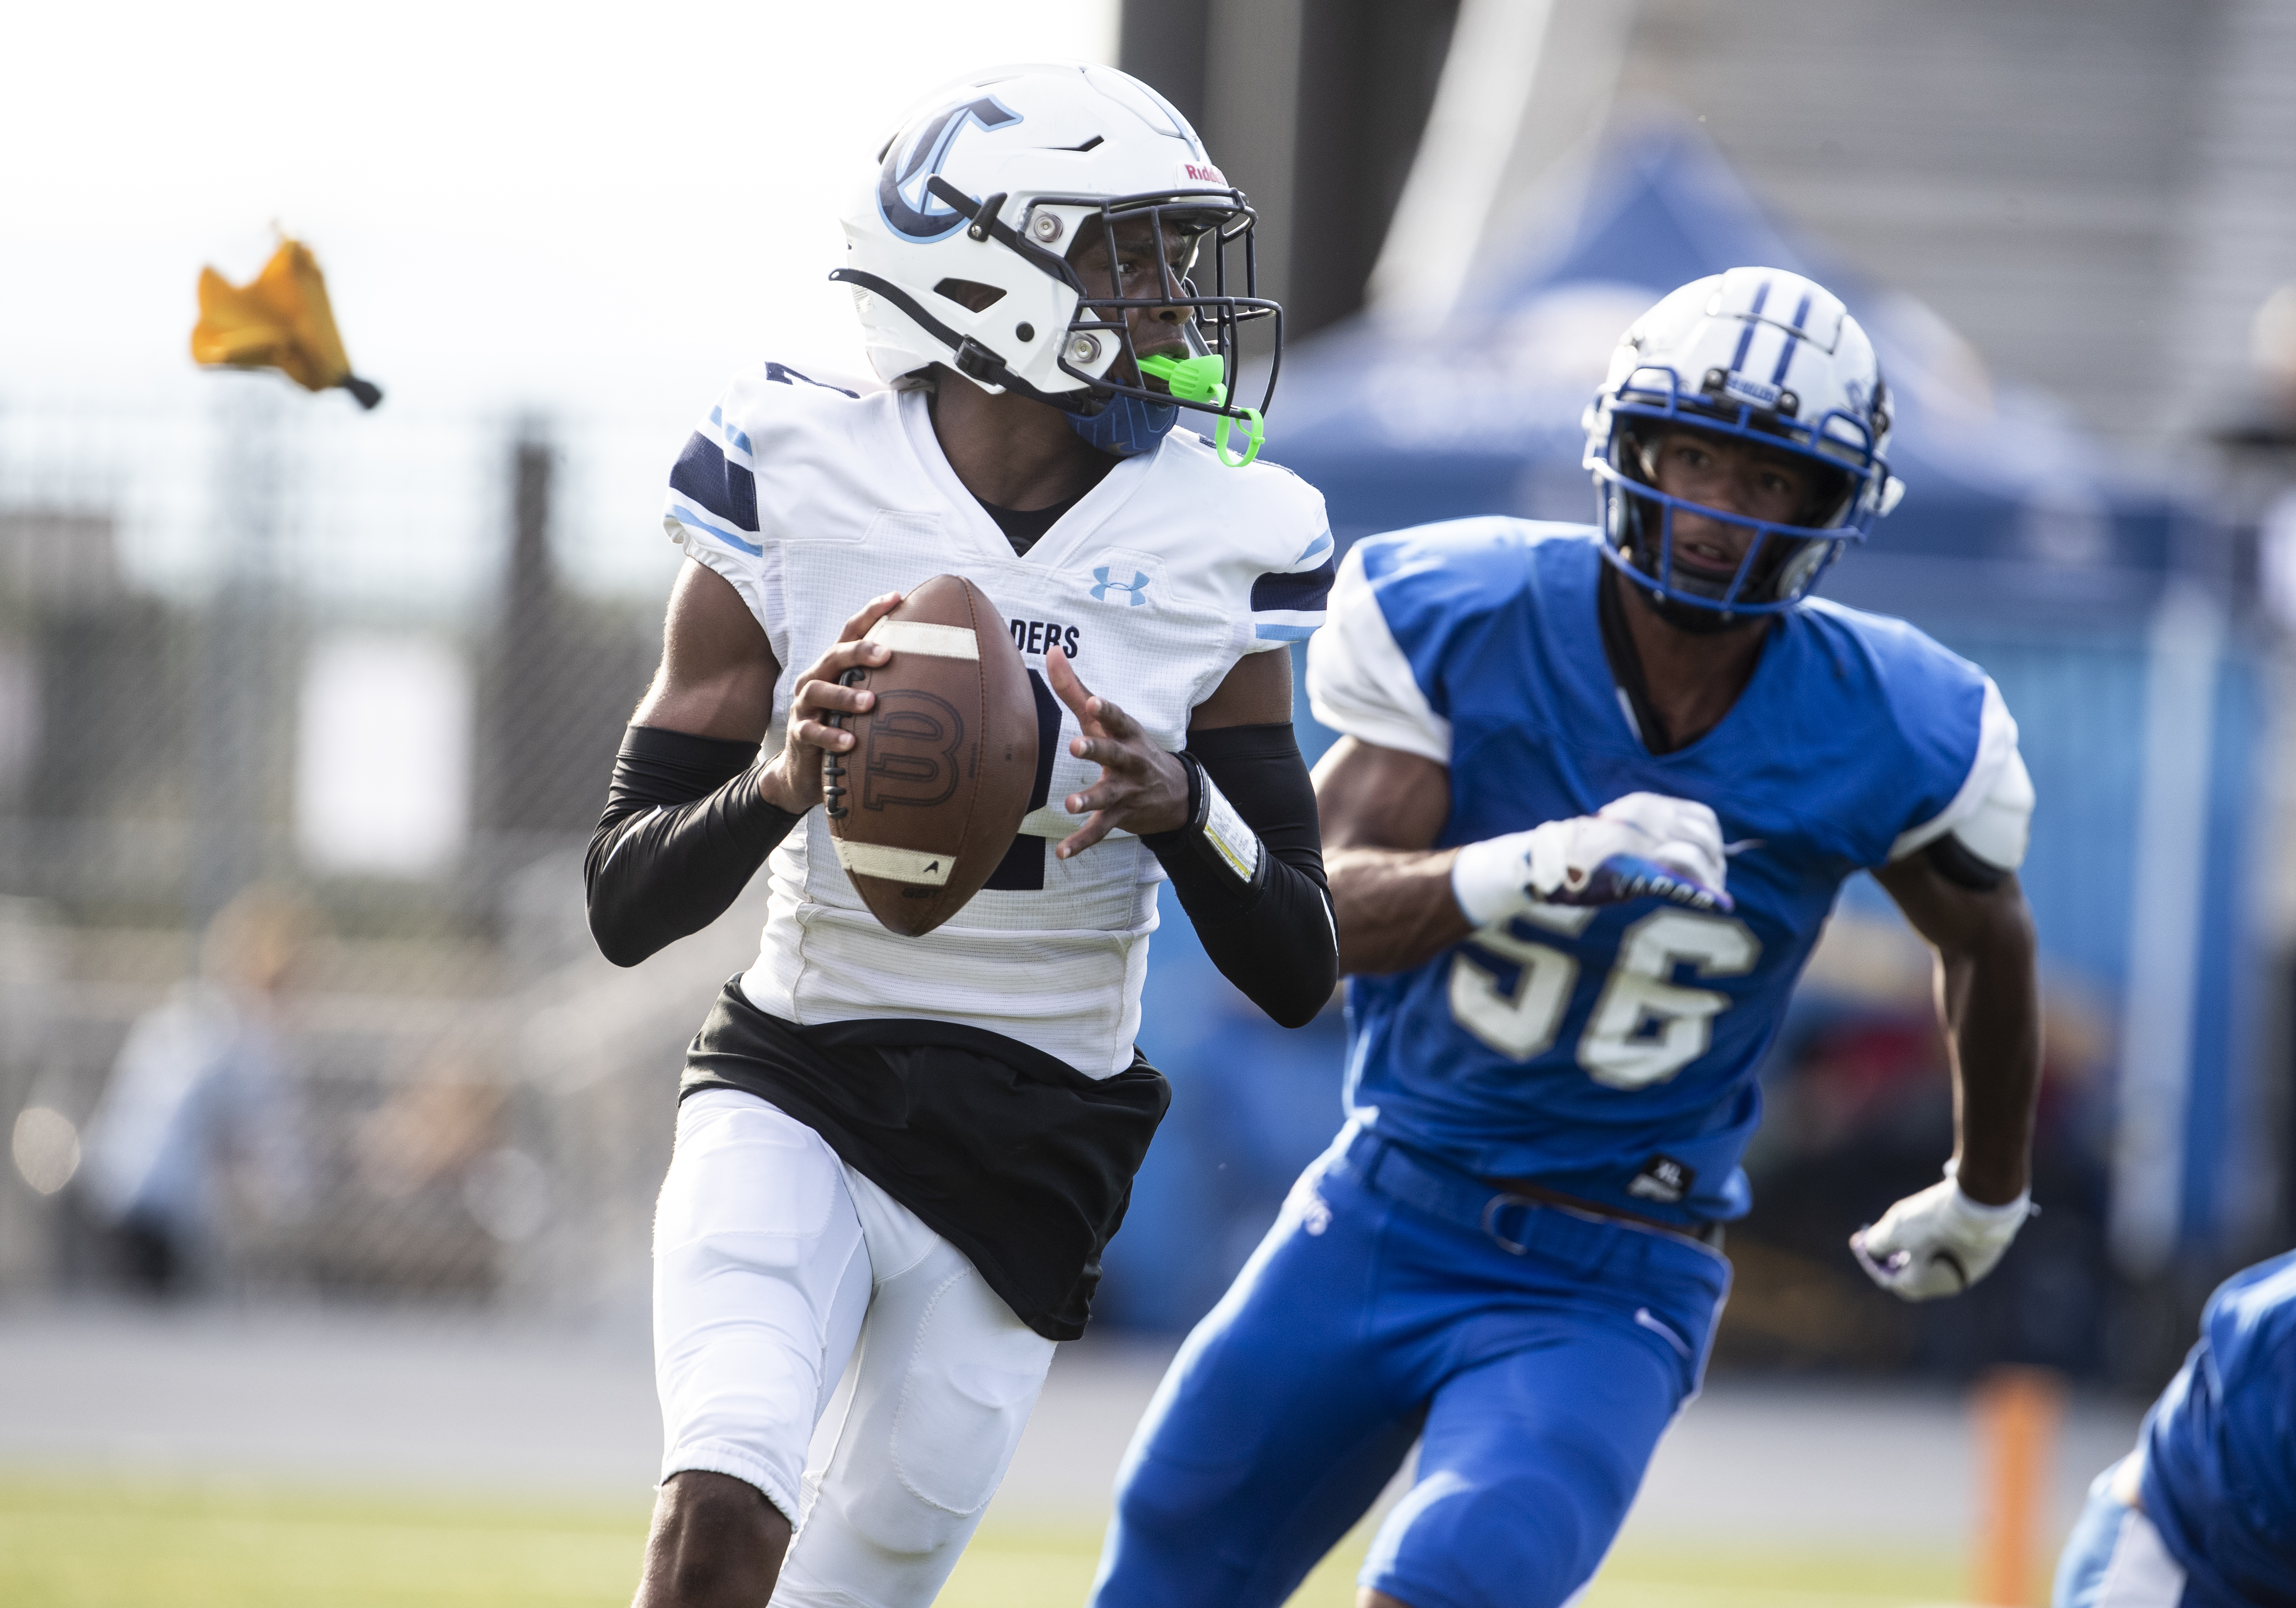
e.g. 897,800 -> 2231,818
1194,765 -> 1262,886
1451,835 -> 1529,926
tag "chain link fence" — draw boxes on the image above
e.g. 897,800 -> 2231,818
0,380 -> 724,1314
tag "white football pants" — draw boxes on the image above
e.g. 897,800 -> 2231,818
653,1089 -> 1057,1608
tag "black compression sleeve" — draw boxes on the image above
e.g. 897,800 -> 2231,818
584,725 -> 803,967
1140,722 -> 1337,1029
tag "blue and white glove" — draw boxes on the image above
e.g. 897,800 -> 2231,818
1850,1167 -> 2032,1302
1451,792 -> 1731,925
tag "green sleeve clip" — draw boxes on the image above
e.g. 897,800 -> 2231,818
1137,353 -> 1266,469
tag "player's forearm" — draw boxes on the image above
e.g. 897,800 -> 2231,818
1174,854 -> 1340,1027
1144,723 -> 1338,1028
1938,917 -> 2041,1204
585,726 -> 802,967
1327,845 -> 1473,975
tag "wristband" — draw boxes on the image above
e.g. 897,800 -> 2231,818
1178,754 -> 1263,886
1451,833 -> 1534,926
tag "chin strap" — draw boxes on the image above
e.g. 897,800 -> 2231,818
829,269 -> 1261,466
1063,391 -> 1178,456
829,266 -> 1079,406
834,260 -> 1179,459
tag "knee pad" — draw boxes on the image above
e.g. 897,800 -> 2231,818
849,1269 -> 1048,1553
1372,1469 -> 1605,1608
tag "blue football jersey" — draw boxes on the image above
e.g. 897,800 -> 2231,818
2139,1251 -> 2296,1603
1306,519 -> 2021,1224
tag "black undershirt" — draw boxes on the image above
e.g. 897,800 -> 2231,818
978,495 -> 1077,556
1596,565 -> 1679,755
974,455 -> 1114,555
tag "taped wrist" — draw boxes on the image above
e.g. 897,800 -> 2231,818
1451,832 -> 1536,926
585,725 -> 802,967
1161,755 -> 1267,901
1142,722 -> 1336,1029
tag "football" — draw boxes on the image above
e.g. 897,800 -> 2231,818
825,575 -> 1040,937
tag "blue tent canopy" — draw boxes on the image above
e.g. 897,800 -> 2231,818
1267,121 -> 2189,608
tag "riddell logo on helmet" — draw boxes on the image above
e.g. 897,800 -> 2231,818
1179,160 -> 1227,186
1720,372 -> 1782,409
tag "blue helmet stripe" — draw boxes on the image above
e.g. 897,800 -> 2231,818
1729,278 -> 1772,373
1728,315 -> 1759,374
1769,292 -> 1815,385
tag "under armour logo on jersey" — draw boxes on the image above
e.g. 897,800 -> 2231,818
1090,566 -> 1151,606
877,95 -> 1023,243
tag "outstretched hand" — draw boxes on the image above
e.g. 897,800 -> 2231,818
1044,646 -> 1191,859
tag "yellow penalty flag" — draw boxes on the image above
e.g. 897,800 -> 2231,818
191,237 -> 382,409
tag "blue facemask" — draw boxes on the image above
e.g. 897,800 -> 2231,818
1064,391 -> 1179,457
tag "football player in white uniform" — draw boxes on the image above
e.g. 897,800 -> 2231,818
582,64 -> 1339,1608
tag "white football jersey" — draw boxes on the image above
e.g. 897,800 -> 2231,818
662,364 -> 1334,1076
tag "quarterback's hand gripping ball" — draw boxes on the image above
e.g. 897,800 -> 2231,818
820,575 -> 1040,938
1850,1172 -> 2033,1302
1451,791 -> 1731,926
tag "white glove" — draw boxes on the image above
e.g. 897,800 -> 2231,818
1451,792 -> 1730,926
1851,1169 -> 2032,1302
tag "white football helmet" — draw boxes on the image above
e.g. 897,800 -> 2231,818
834,63 -> 1276,453
1582,268 -> 1905,618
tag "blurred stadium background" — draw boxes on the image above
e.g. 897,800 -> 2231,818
5,1 -> 2296,1603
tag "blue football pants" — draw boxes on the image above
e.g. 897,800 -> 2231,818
1091,1128 -> 1732,1608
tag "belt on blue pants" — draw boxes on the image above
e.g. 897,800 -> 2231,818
1333,1126 -> 1724,1256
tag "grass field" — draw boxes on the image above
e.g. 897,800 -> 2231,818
0,1478 -> 1973,1608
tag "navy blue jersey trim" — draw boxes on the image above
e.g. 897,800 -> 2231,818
670,431 -> 759,534
764,362 -> 860,398
1251,555 -> 1336,613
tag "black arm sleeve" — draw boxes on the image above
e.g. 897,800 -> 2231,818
584,725 -> 803,967
1140,722 -> 1337,1029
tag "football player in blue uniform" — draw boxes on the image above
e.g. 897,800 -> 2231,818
2054,1251 -> 2296,1608
1089,268 -> 2045,1608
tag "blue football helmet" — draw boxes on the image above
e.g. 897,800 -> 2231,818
1582,268 -> 1904,621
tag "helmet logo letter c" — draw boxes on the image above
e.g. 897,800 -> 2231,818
878,97 -> 1024,243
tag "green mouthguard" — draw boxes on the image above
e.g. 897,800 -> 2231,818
1137,353 -> 1267,469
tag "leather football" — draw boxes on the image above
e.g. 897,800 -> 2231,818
825,575 -> 1039,937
